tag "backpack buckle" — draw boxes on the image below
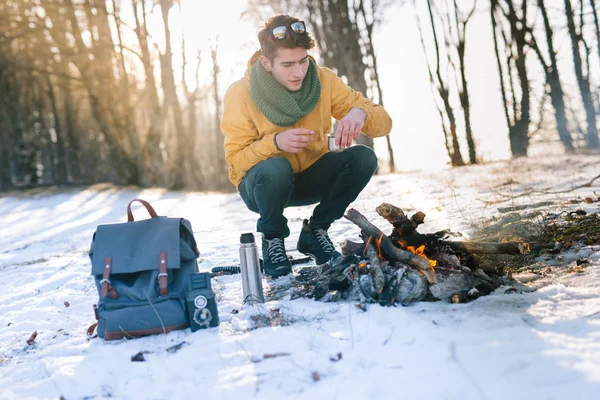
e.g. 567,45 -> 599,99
101,257 -> 119,299
158,252 -> 168,296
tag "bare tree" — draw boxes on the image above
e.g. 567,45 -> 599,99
159,0 -> 188,189
529,0 -> 574,152
452,0 -> 478,164
415,0 -> 465,166
491,0 -> 531,157
45,74 -> 68,183
354,0 -> 396,171
564,0 -> 600,149
210,38 -> 229,189
591,0 -> 600,71
179,9 -> 205,190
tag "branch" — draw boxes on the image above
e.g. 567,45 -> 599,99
479,170 -> 600,204
465,0 -> 477,23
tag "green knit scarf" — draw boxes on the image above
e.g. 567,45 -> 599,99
250,58 -> 321,127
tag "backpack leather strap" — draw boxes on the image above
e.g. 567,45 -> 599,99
87,322 -> 98,338
127,199 -> 159,222
158,251 -> 168,296
100,256 -> 119,299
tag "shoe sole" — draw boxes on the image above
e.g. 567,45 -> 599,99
265,265 -> 292,279
297,242 -> 331,265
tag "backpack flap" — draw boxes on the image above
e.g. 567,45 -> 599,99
90,217 -> 181,276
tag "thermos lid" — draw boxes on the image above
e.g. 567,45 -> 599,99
240,233 -> 255,244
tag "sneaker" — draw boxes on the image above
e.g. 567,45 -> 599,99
262,236 -> 292,278
297,220 -> 342,265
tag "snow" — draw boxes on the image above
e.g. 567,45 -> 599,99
1,153 -> 600,400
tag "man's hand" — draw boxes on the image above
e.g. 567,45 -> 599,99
275,128 -> 314,153
334,108 -> 367,150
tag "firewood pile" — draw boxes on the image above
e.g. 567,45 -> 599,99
286,204 -> 528,306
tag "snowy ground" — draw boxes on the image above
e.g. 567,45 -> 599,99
1,153 -> 599,400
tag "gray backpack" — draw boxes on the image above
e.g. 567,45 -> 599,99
88,199 -> 201,340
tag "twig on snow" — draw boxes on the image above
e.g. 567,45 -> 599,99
480,172 -> 600,205
449,342 -> 489,400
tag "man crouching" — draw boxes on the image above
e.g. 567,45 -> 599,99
221,14 -> 392,278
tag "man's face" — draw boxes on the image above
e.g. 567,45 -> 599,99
260,48 -> 310,91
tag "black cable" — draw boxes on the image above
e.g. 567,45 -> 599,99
211,256 -> 312,275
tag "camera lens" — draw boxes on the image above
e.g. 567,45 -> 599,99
193,308 -> 212,327
194,295 -> 208,309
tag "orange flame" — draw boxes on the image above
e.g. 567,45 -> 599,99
398,240 -> 437,270
363,233 -> 384,259
363,235 -> 373,256
375,233 -> 384,259
406,245 -> 437,270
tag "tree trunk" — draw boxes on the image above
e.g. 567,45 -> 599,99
591,0 -> 600,79
111,0 -> 131,101
0,110 -> 15,191
59,70 -> 81,182
537,0 -> 573,151
312,0 -> 373,149
134,0 -> 166,186
564,0 -> 600,149
426,0 -> 465,166
415,0 -> 455,163
179,7 -> 204,190
211,42 -> 228,189
454,0 -> 477,164
45,75 -> 68,183
160,0 -> 188,189
356,0 -> 396,172
506,0 -> 530,156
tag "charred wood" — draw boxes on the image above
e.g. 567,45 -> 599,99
375,202 -> 424,238
340,239 -> 364,256
344,208 -> 437,283
365,242 -> 386,294
444,241 -> 528,255
375,203 -> 528,256
450,282 -> 495,304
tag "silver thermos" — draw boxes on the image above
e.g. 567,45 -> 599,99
239,233 -> 265,304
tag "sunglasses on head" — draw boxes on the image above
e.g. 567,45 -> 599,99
272,21 -> 306,39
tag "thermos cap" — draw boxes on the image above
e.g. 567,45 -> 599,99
240,233 -> 255,244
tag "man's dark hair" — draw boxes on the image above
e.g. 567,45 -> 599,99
258,14 -> 316,61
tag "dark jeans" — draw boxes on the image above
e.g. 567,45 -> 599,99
238,145 -> 378,238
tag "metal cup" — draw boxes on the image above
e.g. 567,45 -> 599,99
328,135 -> 340,152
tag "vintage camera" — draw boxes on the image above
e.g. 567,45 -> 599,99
186,273 -> 219,331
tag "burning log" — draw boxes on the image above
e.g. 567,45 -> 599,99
444,241 -> 527,255
375,203 -> 528,256
344,208 -> 437,284
378,267 -> 403,306
376,202 -> 425,237
365,242 -> 386,294
340,239 -> 364,256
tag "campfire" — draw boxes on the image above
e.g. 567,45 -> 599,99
288,203 -> 528,306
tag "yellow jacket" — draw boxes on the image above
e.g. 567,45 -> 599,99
221,51 -> 392,188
